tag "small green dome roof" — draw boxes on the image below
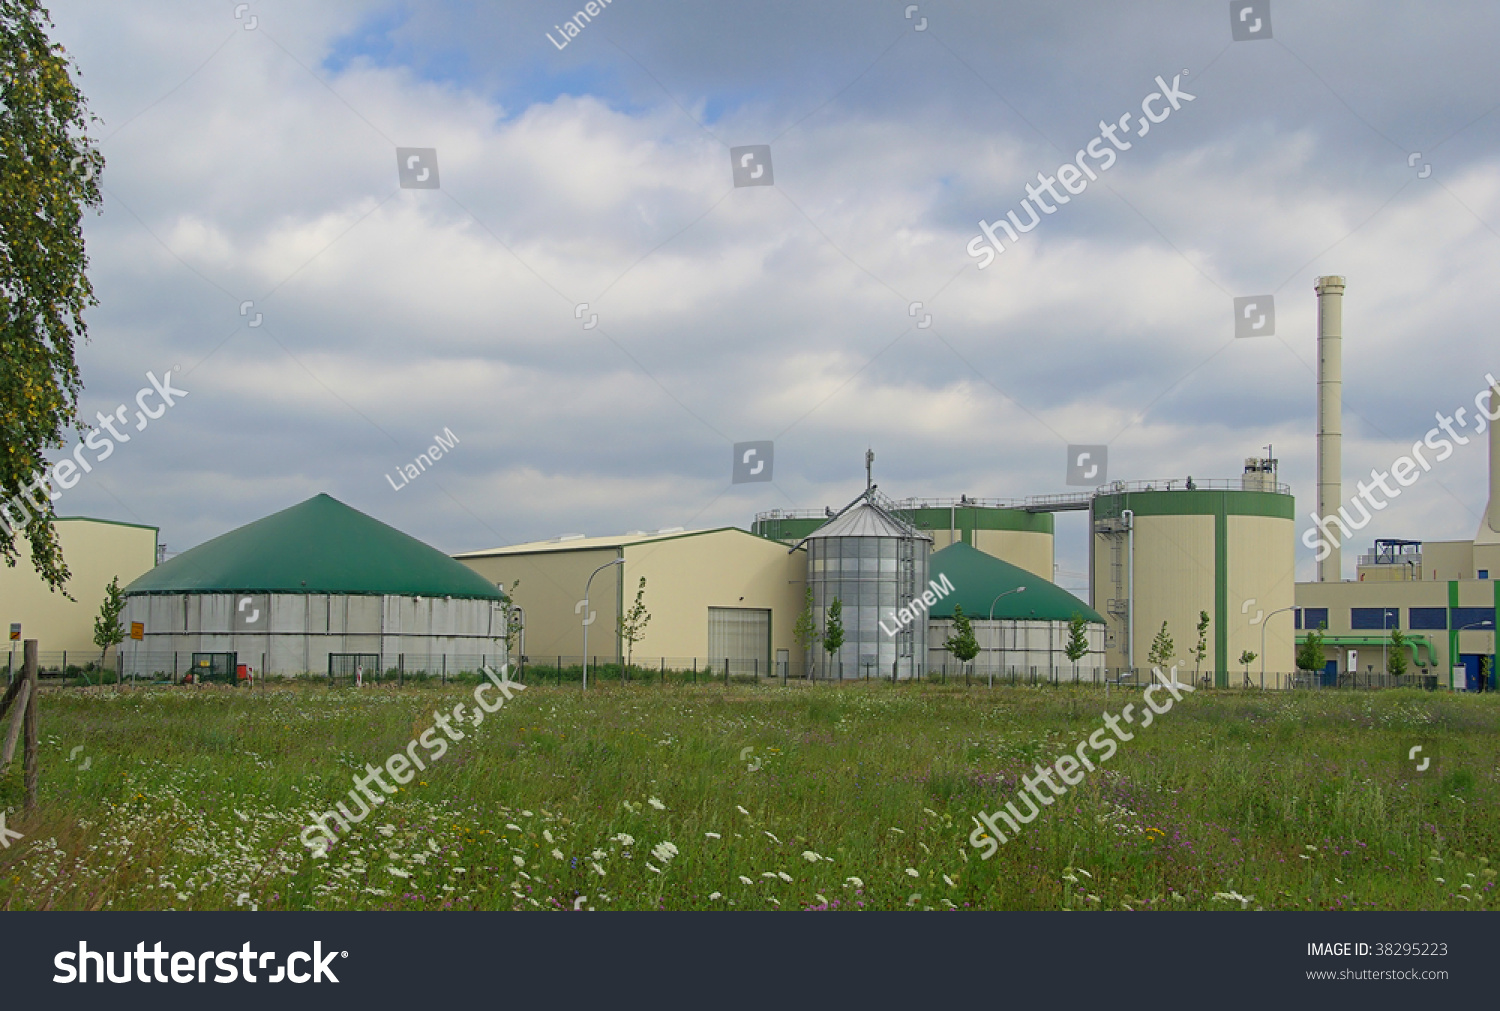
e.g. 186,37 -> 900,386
927,542 -> 1102,623
125,493 -> 502,599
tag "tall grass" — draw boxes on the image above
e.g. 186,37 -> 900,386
0,682 -> 1493,910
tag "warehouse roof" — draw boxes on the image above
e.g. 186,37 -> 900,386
124,493 -> 503,599
926,542 -> 1103,623
456,527 -> 741,557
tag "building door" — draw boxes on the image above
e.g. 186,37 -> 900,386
1321,659 -> 1338,688
1458,654 -> 1483,691
708,607 -> 770,679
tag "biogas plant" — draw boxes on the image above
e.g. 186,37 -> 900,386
6,281 -> 1496,689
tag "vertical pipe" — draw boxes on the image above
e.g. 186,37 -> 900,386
1316,275 -> 1345,582
1122,509 -> 1135,676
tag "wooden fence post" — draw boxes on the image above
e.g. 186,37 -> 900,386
24,640 -> 39,812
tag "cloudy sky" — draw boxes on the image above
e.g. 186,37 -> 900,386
39,0 -> 1500,590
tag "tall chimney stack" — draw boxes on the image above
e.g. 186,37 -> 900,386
1315,276 -> 1345,582
1479,375 -> 1500,546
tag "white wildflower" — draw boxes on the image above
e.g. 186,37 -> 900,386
905,867 -> 919,878
651,841 -> 679,864
648,797 -> 666,810
614,833 -> 635,847
739,875 -> 754,885
551,848 -> 564,860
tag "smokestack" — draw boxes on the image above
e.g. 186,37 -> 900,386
1480,376 -> 1500,545
1315,276 -> 1345,582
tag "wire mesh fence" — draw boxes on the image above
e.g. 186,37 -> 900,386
2,648 -> 1476,692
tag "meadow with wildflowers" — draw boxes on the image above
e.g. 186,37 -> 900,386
0,682 -> 1494,911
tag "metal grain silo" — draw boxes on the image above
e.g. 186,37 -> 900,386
799,493 -> 932,680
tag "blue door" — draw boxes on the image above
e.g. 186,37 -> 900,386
1458,654 -> 1483,691
1321,659 -> 1338,687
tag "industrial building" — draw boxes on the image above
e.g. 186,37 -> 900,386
11,276 -> 1488,692
0,516 -> 157,661
1292,277 -> 1499,689
120,494 -> 507,679
455,526 -> 806,675
458,483 -> 1106,681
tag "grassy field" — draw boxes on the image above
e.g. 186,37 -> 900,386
0,680 -> 1494,911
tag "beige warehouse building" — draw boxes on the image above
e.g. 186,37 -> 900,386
1,517 -> 158,663
455,528 -> 807,674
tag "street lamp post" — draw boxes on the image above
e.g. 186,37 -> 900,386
1261,605 -> 1297,684
582,558 -> 625,690
986,586 -> 1025,688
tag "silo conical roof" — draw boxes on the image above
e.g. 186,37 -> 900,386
805,500 -> 932,540
124,493 -> 503,599
927,541 -> 1101,622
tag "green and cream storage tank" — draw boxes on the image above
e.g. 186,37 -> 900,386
756,498 -> 1053,580
1090,470 -> 1295,686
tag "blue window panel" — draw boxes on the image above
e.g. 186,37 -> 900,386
1452,607 -> 1496,631
1294,608 -> 1303,630
1302,607 -> 1329,630
1480,569 -> 1490,580
1409,607 -> 1448,630
1350,607 -> 1399,630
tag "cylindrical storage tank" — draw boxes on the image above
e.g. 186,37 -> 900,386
805,499 -> 932,679
121,494 -> 506,679
1090,481 -> 1296,687
889,500 -> 1055,581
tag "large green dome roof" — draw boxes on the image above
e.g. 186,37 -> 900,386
124,494 -> 502,599
927,542 -> 1102,623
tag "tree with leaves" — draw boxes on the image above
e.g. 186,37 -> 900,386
1147,619 -> 1175,671
1296,623 -> 1327,673
92,574 -> 124,671
822,597 -> 845,679
1191,610 -> 1210,683
1238,649 -> 1257,683
792,585 -> 821,678
1387,627 -> 1408,679
944,604 -> 980,675
0,0 -> 104,592
498,578 -> 521,661
1063,612 -> 1089,680
617,576 -> 651,668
